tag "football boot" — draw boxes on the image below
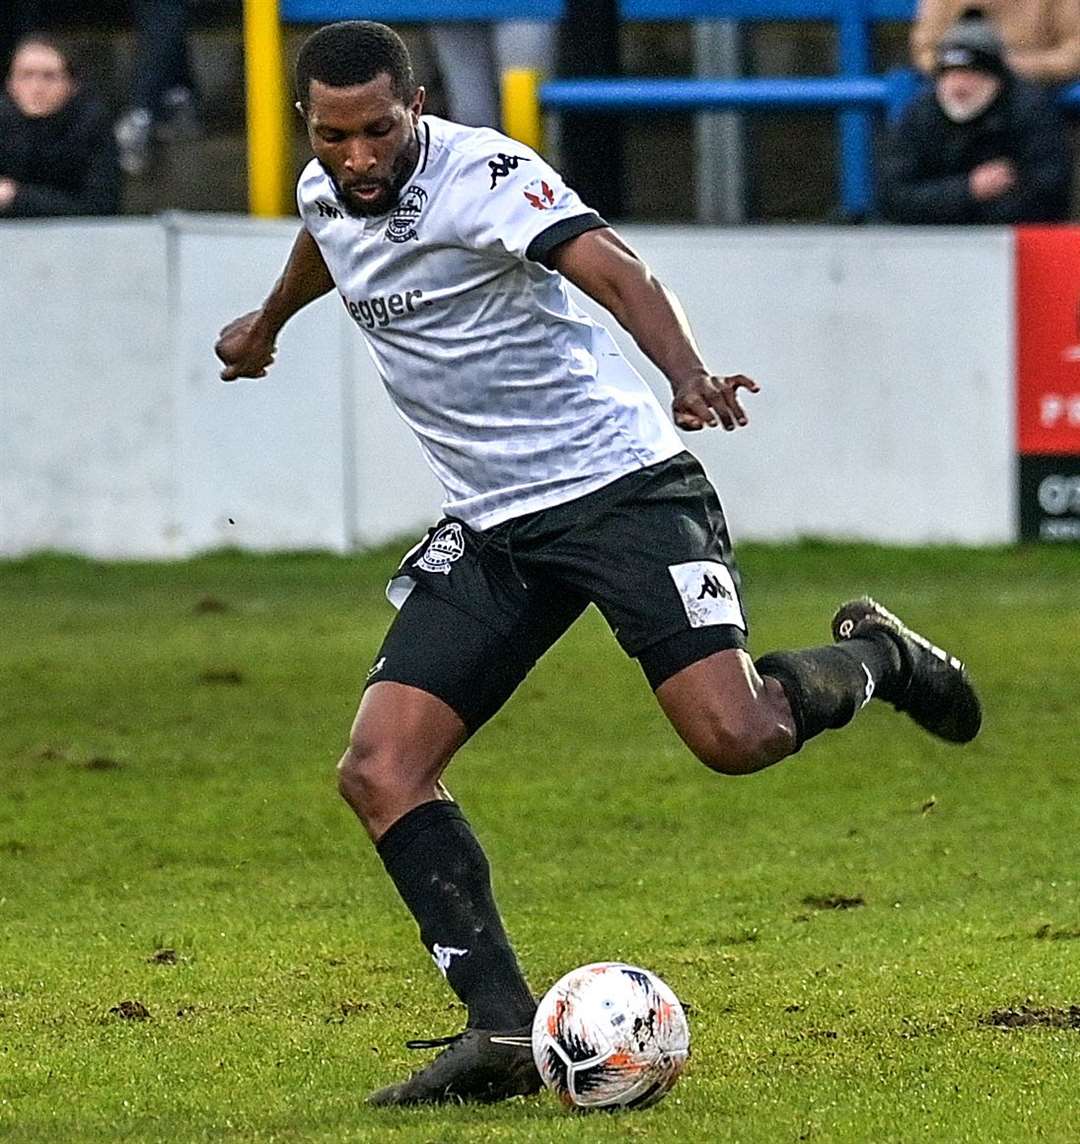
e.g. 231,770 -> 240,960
367,1025 -> 540,1106
831,596 -> 982,744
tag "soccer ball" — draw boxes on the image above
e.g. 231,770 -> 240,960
531,962 -> 690,1110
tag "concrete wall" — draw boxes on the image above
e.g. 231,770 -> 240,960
0,216 -> 1015,557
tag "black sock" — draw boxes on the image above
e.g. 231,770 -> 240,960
375,799 -> 536,1030
755,633 -> 903,749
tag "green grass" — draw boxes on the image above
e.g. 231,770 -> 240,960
1,543 -> 1078,1143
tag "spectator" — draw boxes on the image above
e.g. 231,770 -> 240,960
880,9 -> 1071,223
428,22 -> 555,129
912,0 -> 1080,85
114,0 -> 199,175
0,34 -> 122,218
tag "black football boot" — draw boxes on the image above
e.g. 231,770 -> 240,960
832,597 -> 982,744
367,1025 -> 540,1106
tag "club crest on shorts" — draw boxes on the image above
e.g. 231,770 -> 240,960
385,184 -> 427,243
417,522 -> 465,575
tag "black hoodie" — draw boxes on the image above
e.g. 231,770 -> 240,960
879,76 -> 1071,224
0,88 -> 122,218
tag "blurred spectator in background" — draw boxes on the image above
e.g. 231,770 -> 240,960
429,9 -> 624,218
912,0 -> 1080,85
114,0 -> 200,175
881,8 -> 1070,223
428,22 -> 554,128
0,34 -> 121,218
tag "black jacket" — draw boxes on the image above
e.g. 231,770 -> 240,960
0,89 -> 122,218
880,77 -> 1071,224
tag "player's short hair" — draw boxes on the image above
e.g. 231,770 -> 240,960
295,21 -> 415,110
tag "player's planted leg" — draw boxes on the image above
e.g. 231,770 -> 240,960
337,682 -> 540,1105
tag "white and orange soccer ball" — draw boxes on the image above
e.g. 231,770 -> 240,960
531,962 -> 690,1110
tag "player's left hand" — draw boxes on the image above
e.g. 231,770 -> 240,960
671,372 -> 760,432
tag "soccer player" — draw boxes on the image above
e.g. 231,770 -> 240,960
215,21 -> 982,1107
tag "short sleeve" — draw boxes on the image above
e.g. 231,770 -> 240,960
452,142 -> 606,266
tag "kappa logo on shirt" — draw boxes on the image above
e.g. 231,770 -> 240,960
315,200 -> 343,219
385,184 -> 428,243
523,179 -> 556,211
488,152 -> 529,189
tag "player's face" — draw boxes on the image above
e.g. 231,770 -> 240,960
6,42 -> 74,118
304,73 -> 425,218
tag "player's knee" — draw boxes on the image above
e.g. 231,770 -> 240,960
692,708 -> 792,776
337,739 -> 398,818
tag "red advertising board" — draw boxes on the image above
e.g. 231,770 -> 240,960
1016,227 -> 1080,456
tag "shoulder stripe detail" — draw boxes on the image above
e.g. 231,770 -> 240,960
418,121 -> 431,175
525,212 -> 609,267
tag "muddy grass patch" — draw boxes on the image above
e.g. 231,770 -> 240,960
981,1005 -> 1080,1031
801,894 -> 865,911
197,668 -> 244,685
108,1000 -> 152,1021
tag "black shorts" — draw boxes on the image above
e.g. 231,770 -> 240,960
366,452 -> 747,732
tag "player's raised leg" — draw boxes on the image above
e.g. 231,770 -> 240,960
831,596 -> 982,743
651,627 -> 904,773
651,603 -> 979,775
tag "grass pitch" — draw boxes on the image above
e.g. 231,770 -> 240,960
1,543 -> 1078,1143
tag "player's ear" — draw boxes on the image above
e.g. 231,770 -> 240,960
410,85 -> 425,121
294,99 -> 306,119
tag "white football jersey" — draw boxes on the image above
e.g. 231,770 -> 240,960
297,115 -> 682,530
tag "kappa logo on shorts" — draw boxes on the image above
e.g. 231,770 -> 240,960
416,523 -> 465,575
669,561 -> 746,631
697,572 -> 732,602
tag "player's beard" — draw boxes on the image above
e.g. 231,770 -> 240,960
334,130 -> 420,219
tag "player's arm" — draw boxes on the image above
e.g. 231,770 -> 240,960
215,227 -> 334,381
550,226 -> 758,432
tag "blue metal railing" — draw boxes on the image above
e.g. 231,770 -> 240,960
279,1 -> 1080,217
282,1 -> 564,18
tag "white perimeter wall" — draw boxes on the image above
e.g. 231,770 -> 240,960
0,216 -> 1015,557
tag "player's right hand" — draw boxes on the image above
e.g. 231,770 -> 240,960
215,311 -> 278,381
672,372 -> 759,432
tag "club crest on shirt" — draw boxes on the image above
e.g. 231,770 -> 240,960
523,178 -> 556,211
385,184 -> 428,243
416,523 -> 465,575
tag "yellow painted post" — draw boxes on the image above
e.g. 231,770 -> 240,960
501,68 -> 543,153
243,0 -> 290,217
